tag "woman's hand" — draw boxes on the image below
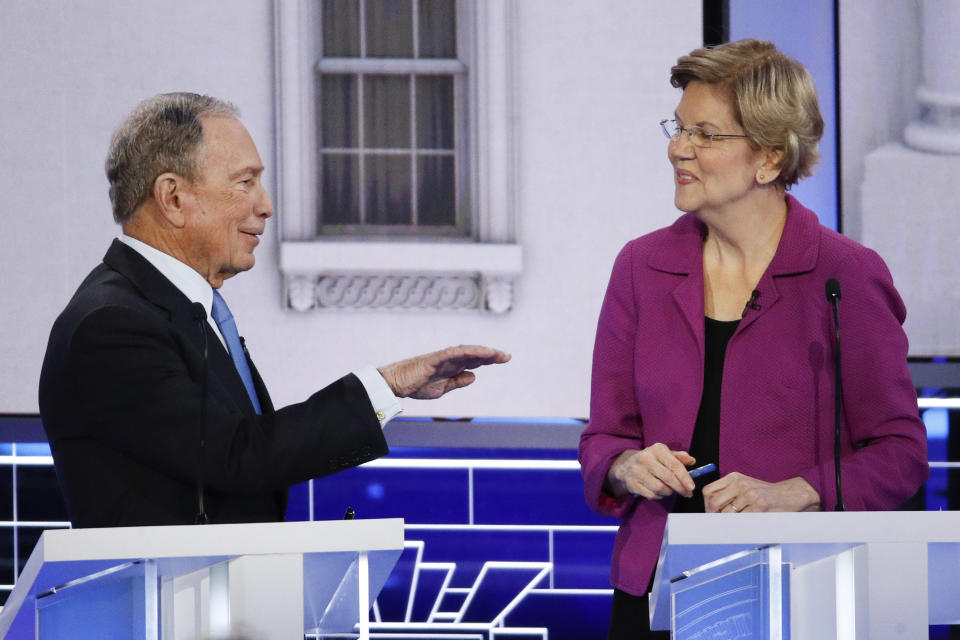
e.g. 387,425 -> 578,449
702,473 -> 821,513
606,443 -> 696,500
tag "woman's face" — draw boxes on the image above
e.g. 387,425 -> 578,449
668,81 -> 767,218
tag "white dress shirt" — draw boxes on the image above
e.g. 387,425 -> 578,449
117,234 -> 402,427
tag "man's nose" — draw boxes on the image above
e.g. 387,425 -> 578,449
257,186 -> 274,219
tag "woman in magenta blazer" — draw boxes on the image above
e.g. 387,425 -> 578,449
579,39 -> 929,640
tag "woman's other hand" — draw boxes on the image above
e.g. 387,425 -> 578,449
606,443 -> 696,499
702,473 -> 821,513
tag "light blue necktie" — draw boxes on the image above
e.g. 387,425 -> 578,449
211,291 -> 262,414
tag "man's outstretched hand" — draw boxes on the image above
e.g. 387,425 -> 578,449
378,345 -> 511,399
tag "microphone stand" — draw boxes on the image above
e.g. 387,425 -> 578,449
193,303 -> 210,524
826,279 -> 845,512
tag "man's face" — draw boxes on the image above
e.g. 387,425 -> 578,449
183,116 -> 273,288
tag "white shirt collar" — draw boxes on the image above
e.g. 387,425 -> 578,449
117,234 -> 215,322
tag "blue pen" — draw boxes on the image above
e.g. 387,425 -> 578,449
630,462 -> 717,499
688,462 -> 716,478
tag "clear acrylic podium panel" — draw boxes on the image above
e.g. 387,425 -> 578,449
652,512 -> 960,640
670,546 -> 790,640
29,551 -> 398,639
37,561 -> 157,639
0,520 -> 404,640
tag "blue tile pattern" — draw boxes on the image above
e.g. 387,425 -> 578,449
473,468 -> 614,525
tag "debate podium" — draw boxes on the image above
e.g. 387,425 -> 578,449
650,511 -> 960,639
0,518 -> 404,639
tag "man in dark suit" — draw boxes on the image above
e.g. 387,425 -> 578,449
38,93 -> 510,528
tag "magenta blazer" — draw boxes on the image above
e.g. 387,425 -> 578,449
579,195 -> 929,596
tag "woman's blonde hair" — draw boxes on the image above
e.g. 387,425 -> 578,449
670,39 -> 824,188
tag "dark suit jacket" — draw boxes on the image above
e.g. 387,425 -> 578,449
39,240 -> 389,528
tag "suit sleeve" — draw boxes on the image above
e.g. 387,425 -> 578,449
798,248 -> 929,510
61,303 -> 388,495
579,243 -> 644,519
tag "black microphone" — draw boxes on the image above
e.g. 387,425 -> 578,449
191,302 -> 210,524
825,278 -> 845,512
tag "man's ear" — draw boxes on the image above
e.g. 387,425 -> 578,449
153,173 -> 191,228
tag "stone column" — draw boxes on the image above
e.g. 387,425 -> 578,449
904,0 -> 960,153
860,0 -> 960,355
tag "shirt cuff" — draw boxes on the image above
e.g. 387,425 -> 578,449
354,366 -> 403,428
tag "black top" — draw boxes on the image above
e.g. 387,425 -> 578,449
674,317 -> 739,513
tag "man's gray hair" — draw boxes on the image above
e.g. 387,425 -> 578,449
105,92 -> 239,223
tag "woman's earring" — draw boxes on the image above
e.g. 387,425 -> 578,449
757,173 -> 765,183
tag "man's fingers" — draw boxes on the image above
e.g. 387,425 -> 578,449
444,370 -> 476,393
382,345 -> 509,398
429,346 -> 511,377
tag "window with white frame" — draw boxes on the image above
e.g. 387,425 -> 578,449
318,0 -> 468,237
274,0 -> 522,313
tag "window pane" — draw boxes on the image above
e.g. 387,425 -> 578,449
366,154 -> 412,225
365,0 -> 413,58
320,74 -> 359,148
416,75 -> 454,149
417,154 -> 455,226
418,0 -> 456,58
322,154 -> 361,224
364,75 -> 411,148
323,0 -> 361,57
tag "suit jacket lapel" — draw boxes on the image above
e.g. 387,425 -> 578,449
102,240 -> 263,416
245,345 -> 274,413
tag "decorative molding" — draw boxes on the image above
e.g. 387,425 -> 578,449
280,240 -> 521,313
284,273 -> 517,312
481,276 -> 514,314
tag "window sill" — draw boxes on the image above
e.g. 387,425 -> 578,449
279,241 -> 523,313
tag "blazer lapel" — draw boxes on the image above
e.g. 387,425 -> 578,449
736,270 -> 780,333
671,273 -> 705,364
737,195 -> 821,334
244,341 -> 274,413
648,214 -> 706,364
102,240 -> 262,416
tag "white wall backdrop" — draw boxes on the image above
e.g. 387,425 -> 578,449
0,1 -> 700,417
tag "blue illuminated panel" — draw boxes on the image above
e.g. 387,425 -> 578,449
311,466 -> 470,523
473,467 -> 614,525
552,528 -> 617,589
